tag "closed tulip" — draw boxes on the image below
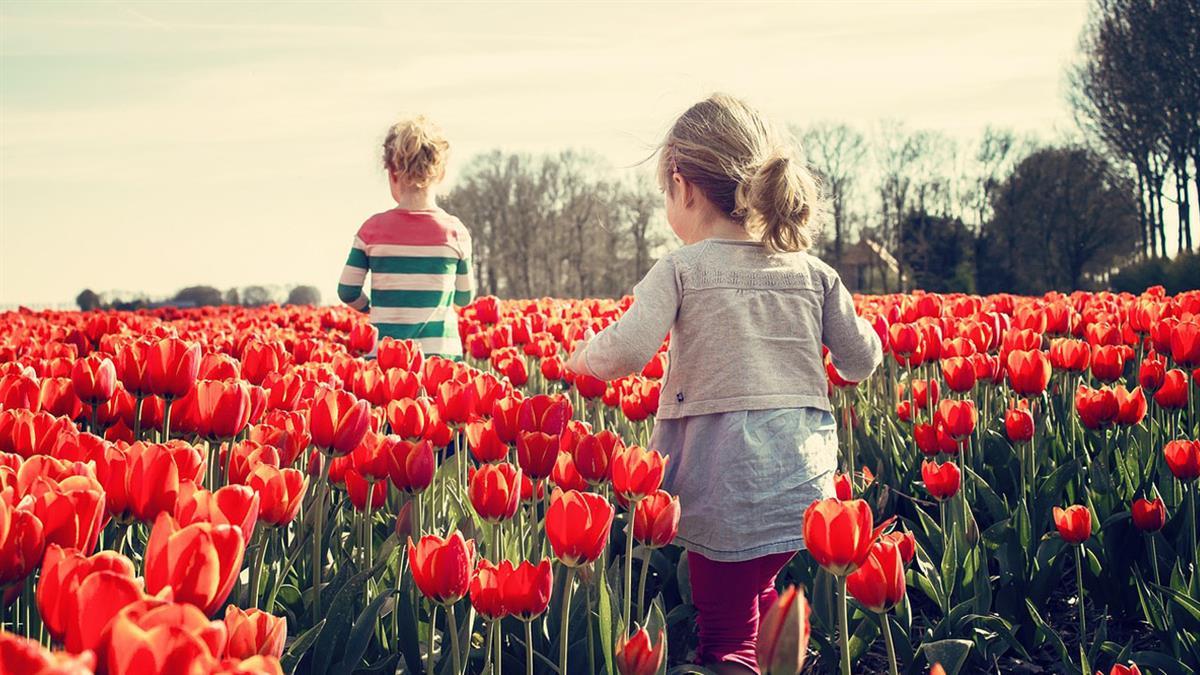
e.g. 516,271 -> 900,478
146,337 -> 201,400
127,441 -> 206,523
247,465 -> 307,527
222,440 -> 281,487
344,469 -> 387,511
846,538 -> 907,613
26,474 -> 106,554
1100,663 -> 1142,675
249,411 -> 309,467
174,483 -> 260,543
546,489 -> 614,567
1137,356 -> 1166,393
516,431 -> 559,480
1130,497 -> 1166,532
881,530 -> 916,565
195,380 -> 253,440
1075,386 -> 1119,430
106,607 -> 220,675
468,462 -> 521,523
921,460 -> 960,501
469,559 -> 507,619
1153,369 -> 1188,409
71,354 -> 118,405
145,512 -> 246,616
1089,344 -> 1126,382
0,631 -> 97,675
1163,440 -> 1200,481
36,544 -> 143,653
633,489 -> 680,549
504,558 -> 553,620
1114,386 -> 1147,426
408,531 -> 476,604
309,389 -> 371,457
1005,405 -> 1035,443
0,493 -> 44,588
1053,505 -> 1092,544
517,394 -> 572,436
1170,318 -> 1200,367
1006,349 -> 1052,396
464,419 -> 508,463
611,445 -> 667,502
941,356 -> 976,393
384,436 -> 435,493
573,430 -> 623,485
223,606 -> 286,659
615,626 -> 665,675
802,498 -> 889,576
756,585 -> 810,675
551,451 -> 589,492
935,399 -> 976,441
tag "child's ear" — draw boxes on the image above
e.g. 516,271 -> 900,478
675,173 -> 695,208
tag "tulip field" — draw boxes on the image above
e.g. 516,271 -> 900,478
1,287 -> 1199,675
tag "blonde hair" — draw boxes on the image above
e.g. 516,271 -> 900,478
658,94 -> 822,252
382,115 -> 450,189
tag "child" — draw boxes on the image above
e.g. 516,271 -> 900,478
337,115 -> 475,359
565,94 -> 882,674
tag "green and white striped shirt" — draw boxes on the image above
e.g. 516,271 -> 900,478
337,207 -> 475,357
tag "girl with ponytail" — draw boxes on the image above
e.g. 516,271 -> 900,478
566,94 -> 882,674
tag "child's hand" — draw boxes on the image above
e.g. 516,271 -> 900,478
564,329 -> 595,376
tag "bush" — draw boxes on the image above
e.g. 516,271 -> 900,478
1110,252 -> 1200,294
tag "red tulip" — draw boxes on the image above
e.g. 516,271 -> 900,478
469,559 -> 507,619
36,543 -> 143,653
573,430 -> 623,485
468,463 -> 521,523
546,489 -> 614,567
802,498 -> 890,576
1005,404 -> 1034,443
223,606 -> 286,659
541,356 -> 565,381
247,465 -> 307,527
846,537 -> 907,612
941,356 -> 976,393
408,531 -> 476,604
1049,338 -> 1090,372
1170,318 -> 1200,367
551,451 -> 589,492
194,380 -> 252,440
1153,370 -> 1188,409
348,322 -> 378,356
309,388 -> 371,456
935,399 -> 976,441
1006,349 -> 1051,396
144,512 -> 246,616
517,394 -> 572,436
0,631 -> 97,675
0,492 -> 44,588
1053,505 -> 1092,544
174,483 -> 260,543
516,431 -> 559,480
611,445 -> 667,502
105,604 -> 222,675
1099,663 -> 1142,675
756,584 -> 810,675
127,441 -> 206,523
26,473 -> 106,554
1130,498 -> 1166,532
377,337 -> 424,372
249,410 -> 310,467
1075,386 -> 1119,430
1138,356 -> 1165,393
504,558 -> 553,620
881,530 -> 916,565
921,460 -> 960,501
633,489 -> 680,549
71,354 -> 118,405
435,379 -> 478,425
615,626 -> 666,675
384,436 -> 435,494
464,419 -> 508,464
913,423 -> 939,455
146,337 -> 201,400
1164,440 -> 1200,481
1113,386 -> 1147,426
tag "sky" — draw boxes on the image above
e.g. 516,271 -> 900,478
0,1 -> 1092,307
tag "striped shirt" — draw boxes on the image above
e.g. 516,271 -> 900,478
337,208 -> 475,358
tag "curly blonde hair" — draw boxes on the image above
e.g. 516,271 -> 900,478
658,94 -> 823,252
382,115 -> 450,189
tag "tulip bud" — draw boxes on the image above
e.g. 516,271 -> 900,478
1130,498 -> 1165,532
756,585 -> 810,675
615,626 -> 665,675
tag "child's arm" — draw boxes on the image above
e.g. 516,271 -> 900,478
453,232 -> 476,308
567,257 -> 679,380
822,272 -> 883,382
336,235 -> 371,313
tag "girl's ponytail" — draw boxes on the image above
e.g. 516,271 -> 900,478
748,153 -> 820,253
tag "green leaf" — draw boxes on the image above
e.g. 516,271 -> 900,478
918,638 -> 972,675
281,620 -> 325,675
394,587 -> 424,675
597,572 -> 616,675
335,590 -> 396,672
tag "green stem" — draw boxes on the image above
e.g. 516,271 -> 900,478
623,508 -> 635,630
311,455 -> 330,625
1075,544 -> 1087,675
427,603 -> 439,675
881,612 -> 899,675
447,603 -> 463,675
838,575 -> 851,675
636,547 -> 651,623
162,398 -> 172,442
560,567 -> 577,675
249,529 -> 267,608
133,395 -> 143,441
525,619 -> 534,675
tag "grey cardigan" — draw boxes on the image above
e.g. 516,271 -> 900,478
579,239 -> 882,419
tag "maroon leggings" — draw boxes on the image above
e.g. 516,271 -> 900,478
687,550 -> 797,673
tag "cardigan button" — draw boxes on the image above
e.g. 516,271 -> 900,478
676,392 -> 684,402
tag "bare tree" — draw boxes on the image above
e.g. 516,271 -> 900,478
795,123 -> 867,267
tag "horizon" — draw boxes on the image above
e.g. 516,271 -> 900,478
1,1 -> 1093,307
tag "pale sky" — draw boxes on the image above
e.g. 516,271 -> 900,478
0,1 -> 1091,307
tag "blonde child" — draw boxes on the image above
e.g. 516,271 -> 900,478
566,94 -> 882,674
337,115 -> 475,358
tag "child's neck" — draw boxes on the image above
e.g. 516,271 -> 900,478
391,187 -> 438,211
